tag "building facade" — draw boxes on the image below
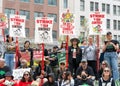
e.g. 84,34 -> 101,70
1,0 -> 59,40
60,0 -> 120,42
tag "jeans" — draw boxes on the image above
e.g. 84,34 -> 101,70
5,53 -> 15,71
104,52 -> 119,80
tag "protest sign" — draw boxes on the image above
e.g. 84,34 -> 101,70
9,14 -> 26,37
89,11 -> 106,35
0,13 -> 8,29
20,51 -> 31,62
59,10 -> 75,35
57,52 -> 66,65
35,17 -> 53,44
13,68 -> 31,80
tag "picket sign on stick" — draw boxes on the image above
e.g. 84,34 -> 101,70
0,13 -> 8,42
60,9 -> 75,69
89,10 -> 105,71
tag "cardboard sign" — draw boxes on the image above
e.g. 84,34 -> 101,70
0,13 -> 8,29
35,17 -> 53,44
89,11 -> 106,35
20,52 -> 31,62
13,68 -> 31,80
59,10 -> 75,35
9,14 -> 26,37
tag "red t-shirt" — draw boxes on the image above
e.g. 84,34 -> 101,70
18,81 -> 32,86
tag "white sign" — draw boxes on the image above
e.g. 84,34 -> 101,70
9,14 -> 26,37
35,17 -> 53,44
13,68 -> 31,80
89,11 -> 106,35
59,10 -> 75,35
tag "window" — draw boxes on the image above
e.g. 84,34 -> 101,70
80,16 -> 85,26
106,19 -> 110,29
20,10 -> 30,19
118,6 -> 120,16
113,20 -> 117,30
52,30 -> 57,39
95,2 -> 99,11
20,0 -> 29,2
34,0 -> 44,4
4,8 -> 15,17
34,12 -> 43,18
48,0 -> 57,6
102,3 -> 105,12
90,2 -> 94,11
118,35 -> 120,42
48,14 -> 57,22
80,0 -> 85,11
64,0 -> 68,8
118,21 -> 120,30
25,28 -> 29,37
114,35 -> 117,40
113,5 -> 117,15
106,4 -> 110,14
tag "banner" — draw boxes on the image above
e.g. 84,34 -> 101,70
13,68 -> 31,80
0,13 -> 8,29
59,10 -> 75,35
57,52 -> 66,65
20,51 -> 31,62
35,17 -> 53,44
89,11 -> 106,35
9,14 -> 26,37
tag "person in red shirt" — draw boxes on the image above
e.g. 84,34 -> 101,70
18,71 -> 33,86
0,72 -> 17,86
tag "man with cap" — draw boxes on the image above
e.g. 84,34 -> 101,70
0,58 -> 11,80
75,59 -> 94,86
68,38 -> 82,77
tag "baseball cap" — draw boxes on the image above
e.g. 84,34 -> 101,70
81,59 -> 87,62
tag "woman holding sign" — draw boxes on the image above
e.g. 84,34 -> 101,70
20,41 -> 33,68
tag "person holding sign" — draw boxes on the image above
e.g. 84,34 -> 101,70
20,41 -> 33,68
68,38 -> 82,77
4,35 -> 15,71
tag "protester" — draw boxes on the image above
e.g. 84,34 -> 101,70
98,60 -> 109,79
33,58 -> 52,80
68,38 -> 82,76
75,70 -> 93,86
56,62 -> 67,81
60,71 -> 74,86
102,32 -> 119,81
43,73 -> 58,86
99,67 -> 115,86
79,39 -> 87,58
84,36 -> 98,78
0,72 -> 17,86
49,46 -> 58,80
4,35 -> 15,70
21,40 -> 33,67
75,59 -> 94,86
17,59 -> 29,69
59,41 -> 67,52
0,58 -> 11,79
18,71 -> 33,86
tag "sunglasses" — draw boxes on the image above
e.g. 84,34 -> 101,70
104,70 -> 110,72
24,74 -> 29,76
102,63 -> 106,65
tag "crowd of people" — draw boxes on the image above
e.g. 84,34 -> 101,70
0,32 -> 119,86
